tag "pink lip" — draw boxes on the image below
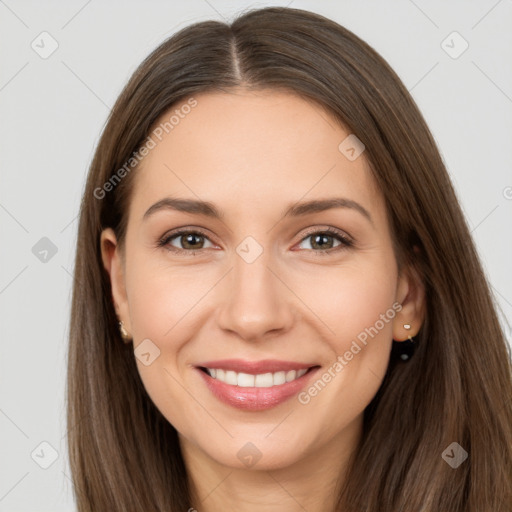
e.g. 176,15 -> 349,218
195,361 -> 320,411
196,358 -> 316,374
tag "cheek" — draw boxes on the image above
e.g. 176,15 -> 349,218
293,258 -> 398,416
125,258 -> 201,433
292,258 -> 398,431
126,256 -> 207,339
293,257 -> 398,350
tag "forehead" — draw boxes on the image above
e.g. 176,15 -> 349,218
128,88 -> 384,226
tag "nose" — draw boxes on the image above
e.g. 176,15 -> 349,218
216,250 -> 295,342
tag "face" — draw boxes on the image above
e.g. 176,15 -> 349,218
101,88 -> 424,473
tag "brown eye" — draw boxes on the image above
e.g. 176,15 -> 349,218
158,227 -> 353,256
296,228 -> 353,255
177,233 -> 205,250
159,230 -> 214,253
307,233 -> 337,250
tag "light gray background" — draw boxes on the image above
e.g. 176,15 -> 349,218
1,0 -> 511,510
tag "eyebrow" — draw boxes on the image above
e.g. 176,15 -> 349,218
143,197 -> 373,225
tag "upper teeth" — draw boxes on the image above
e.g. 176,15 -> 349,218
206,368 -> 308,387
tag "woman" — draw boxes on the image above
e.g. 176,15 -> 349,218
67,6 -> 512,511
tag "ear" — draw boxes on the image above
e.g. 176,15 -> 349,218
393,260 -> 426,342
100,228 -> 132,335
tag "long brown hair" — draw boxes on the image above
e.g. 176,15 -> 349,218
67,6 -> 512,511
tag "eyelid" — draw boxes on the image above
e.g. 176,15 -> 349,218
293,226 -> 354,255
158,225 -> 354,255
297,225 -> 353,244
158,227 -> 216,253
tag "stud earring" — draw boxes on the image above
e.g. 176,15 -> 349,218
118,321 -> 132,343
391,322 -> 417,361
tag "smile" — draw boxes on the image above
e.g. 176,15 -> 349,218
202,367 -> 309,387
195,359 -> 320,410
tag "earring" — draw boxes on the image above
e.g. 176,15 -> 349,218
391,322 -> 416,361
118,321 -> 132,343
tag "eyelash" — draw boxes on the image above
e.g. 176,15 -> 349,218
157,227 -> 354,257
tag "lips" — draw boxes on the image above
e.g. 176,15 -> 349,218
195,359 -> 320,410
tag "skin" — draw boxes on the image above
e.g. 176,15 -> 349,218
101,88 -> 425,511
